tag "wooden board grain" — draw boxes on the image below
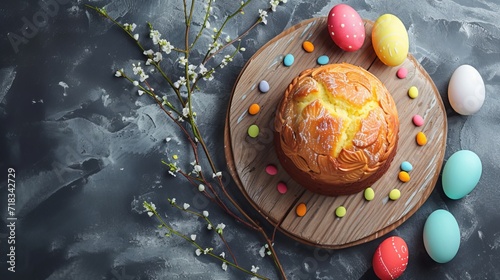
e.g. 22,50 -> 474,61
224,18 -> 447,248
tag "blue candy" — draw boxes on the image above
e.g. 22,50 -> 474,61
283,54 -> 294,66
317,55 -> 329,65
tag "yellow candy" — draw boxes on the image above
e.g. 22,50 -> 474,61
296,203 -> 307,217
416,131 -> 427,146
302,41 -> 315,53
398,171 -> 410,182
408,86 -> 419,99
389,189 -> 401,201
364,187 -> 375,201
335,206 -> 347,218
372,14 -> 409,66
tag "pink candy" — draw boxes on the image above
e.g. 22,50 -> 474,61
397,67 -> 408,79
265,164 -> 278,175
277,182 -> 288,194
412,114 -> 424,127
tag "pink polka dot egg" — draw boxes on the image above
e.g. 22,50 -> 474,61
327,4 -> 365,52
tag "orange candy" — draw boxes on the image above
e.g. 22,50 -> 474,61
296,203 -> 307,217
302,41 -> 315,53
416,131 -> 427,146
248,103 -> 260,115
398,171 -> 410,182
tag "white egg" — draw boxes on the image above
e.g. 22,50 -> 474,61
448,65 -> 485,115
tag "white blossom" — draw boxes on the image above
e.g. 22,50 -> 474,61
281,0 -> 287,3
150,29 -> 161,44
225,35 -> 231,42
173,76 -> 187,88
207,224 -> 213,230
133,34 -> 139,40
170,198 -> 176,204
143,49 -> 154,56
221,262 -> 228,271
202,210 -> 209,217
158,39 -> 173,54
115,69 -> 123,77
133,81 -> 139,86
183,203 -> 190,210
144,202 -> 156,217
240,47 -> 246,52
251,265 -> 259,273
205,21 -> 211,28
124,23 -> 137,32
182,107 -> 190,118
270,0 -> 279,11
198,184 -> 205,192
213,171 -> 222,178
220,252 -> 226,259
138,90 -> 144,96
195,249 -> 202,256
198,64 -> 208,75
161,95 -> 168,106
153,52 -> 163,62
194,164 -> 202,173
259,9 -> 268,25
179,56 -> 188,66
216,223 -> 226,234
259,245 -> 266,257
190,234 -> 196,241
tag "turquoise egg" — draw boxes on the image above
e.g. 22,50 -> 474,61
442,150 -> 482,200
423,209 -> 460,263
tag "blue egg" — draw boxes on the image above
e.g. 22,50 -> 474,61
283,54 -> 294,66
400,161 -> 413,172
317,55 -> 329,65
423,209 -> 460,263
258,80 -> 270,93
442,150 -> 482,200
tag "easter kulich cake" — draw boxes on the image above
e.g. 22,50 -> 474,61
274,63 -> 399,196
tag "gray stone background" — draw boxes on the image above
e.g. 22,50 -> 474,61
0,0 -> 499,279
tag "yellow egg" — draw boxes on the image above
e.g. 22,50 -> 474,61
372,14 -> 409,66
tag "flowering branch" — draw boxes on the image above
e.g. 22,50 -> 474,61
87,0 -> 289,279
144,201 -> 268,279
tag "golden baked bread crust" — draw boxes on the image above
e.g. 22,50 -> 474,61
274,63 -> 399,196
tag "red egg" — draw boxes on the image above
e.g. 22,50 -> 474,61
327,4 -> 365,51
372,236 -> 409,280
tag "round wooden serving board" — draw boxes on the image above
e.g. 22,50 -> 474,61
224,17 -> 447,248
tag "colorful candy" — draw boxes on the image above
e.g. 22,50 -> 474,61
317,55 -> 329,65
412,114 -> 424,127
397,67 -> 408,79
364,187 -> 375,201
335,206 -> 347,218
265,164 -> 278,175
277,182 -> 288,194
416,131 -> 427,146
248,103 -> 260,115
408,86 -> 418,99
398,171 -> 410,182
283,54 -> 294,66
389,189 -> 401,200
400,161 -> 413,172
296,203 -> 307,217
259,80 -> 270,93
247,124 -> 260,138
302,41 -> 314,52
